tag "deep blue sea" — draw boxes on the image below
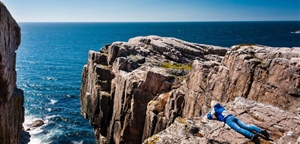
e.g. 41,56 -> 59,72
16,22 -> 300,144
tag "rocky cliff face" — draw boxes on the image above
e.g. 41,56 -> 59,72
0,2 -> 25,144
183,45 -> 300,119
80,36 -> 300,144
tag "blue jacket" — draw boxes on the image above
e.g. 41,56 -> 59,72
207,102 -> 232,122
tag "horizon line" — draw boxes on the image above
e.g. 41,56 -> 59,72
17,20 -> 300,23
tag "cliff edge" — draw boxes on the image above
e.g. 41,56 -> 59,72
80,36 -> 300,143
0,2 -> 26,144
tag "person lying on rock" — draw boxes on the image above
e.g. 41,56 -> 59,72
206,100 -> 269,143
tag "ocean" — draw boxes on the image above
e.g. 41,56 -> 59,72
16,22 -> 300,144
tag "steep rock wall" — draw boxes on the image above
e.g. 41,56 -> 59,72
80,36 -> 227,143
183,45 -> 300,119
0,2 -> 24,144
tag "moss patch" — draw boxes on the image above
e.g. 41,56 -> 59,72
160,62 -> 192,71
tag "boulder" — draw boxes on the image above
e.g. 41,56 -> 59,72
27,119 -> 44,128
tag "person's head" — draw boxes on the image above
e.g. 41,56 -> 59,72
210,100 -> 218,108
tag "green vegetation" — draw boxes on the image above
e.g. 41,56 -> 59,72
238,43 -> 256,46
177,117 -> 187,125
160,62 -> 192,71
102,65 -> 111,70
203,77 -> 207,83
129,54 -> 137,59
102,52 -> 108,56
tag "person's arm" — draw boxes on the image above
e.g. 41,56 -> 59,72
200,111 -> 211,124
207,108 -> 218,120
207,111 -> 213,120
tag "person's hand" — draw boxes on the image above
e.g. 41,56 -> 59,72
225,123 -> 231,130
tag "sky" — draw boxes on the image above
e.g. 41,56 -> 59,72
1,0 -> 299,22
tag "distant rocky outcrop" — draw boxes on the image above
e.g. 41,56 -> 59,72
292,30 -> 300,34
80,36 -> 300,144
0,2 -> 26,144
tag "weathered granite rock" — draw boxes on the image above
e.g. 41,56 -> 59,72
143,97 -> 300,144
0,2 -> 25,144
80,36 -> 227,143
81,36 -> 300,144
26,119 -> 44,128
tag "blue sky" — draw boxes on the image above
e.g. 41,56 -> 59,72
1,0 -> 299,22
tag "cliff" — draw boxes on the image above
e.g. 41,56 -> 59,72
80,36 -> 300,143
0,2 -> 25,144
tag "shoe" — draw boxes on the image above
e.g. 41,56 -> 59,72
251,134 -> 260,144
261,130 -> 270,139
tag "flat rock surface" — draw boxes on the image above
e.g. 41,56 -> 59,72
143,97 -> 300,144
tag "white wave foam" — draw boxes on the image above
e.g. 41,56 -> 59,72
41,77 -> 58,81
29,127 -> 44,135
24,116 -> 46,144
72,141 -> 83,144
28,138 -> 42,144
26,114 -> 64,144
46,108 -> 52,112
50,99 -> 58,105
45,114 -> 60,120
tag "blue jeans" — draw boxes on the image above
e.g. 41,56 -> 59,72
225,115 -> 262,139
